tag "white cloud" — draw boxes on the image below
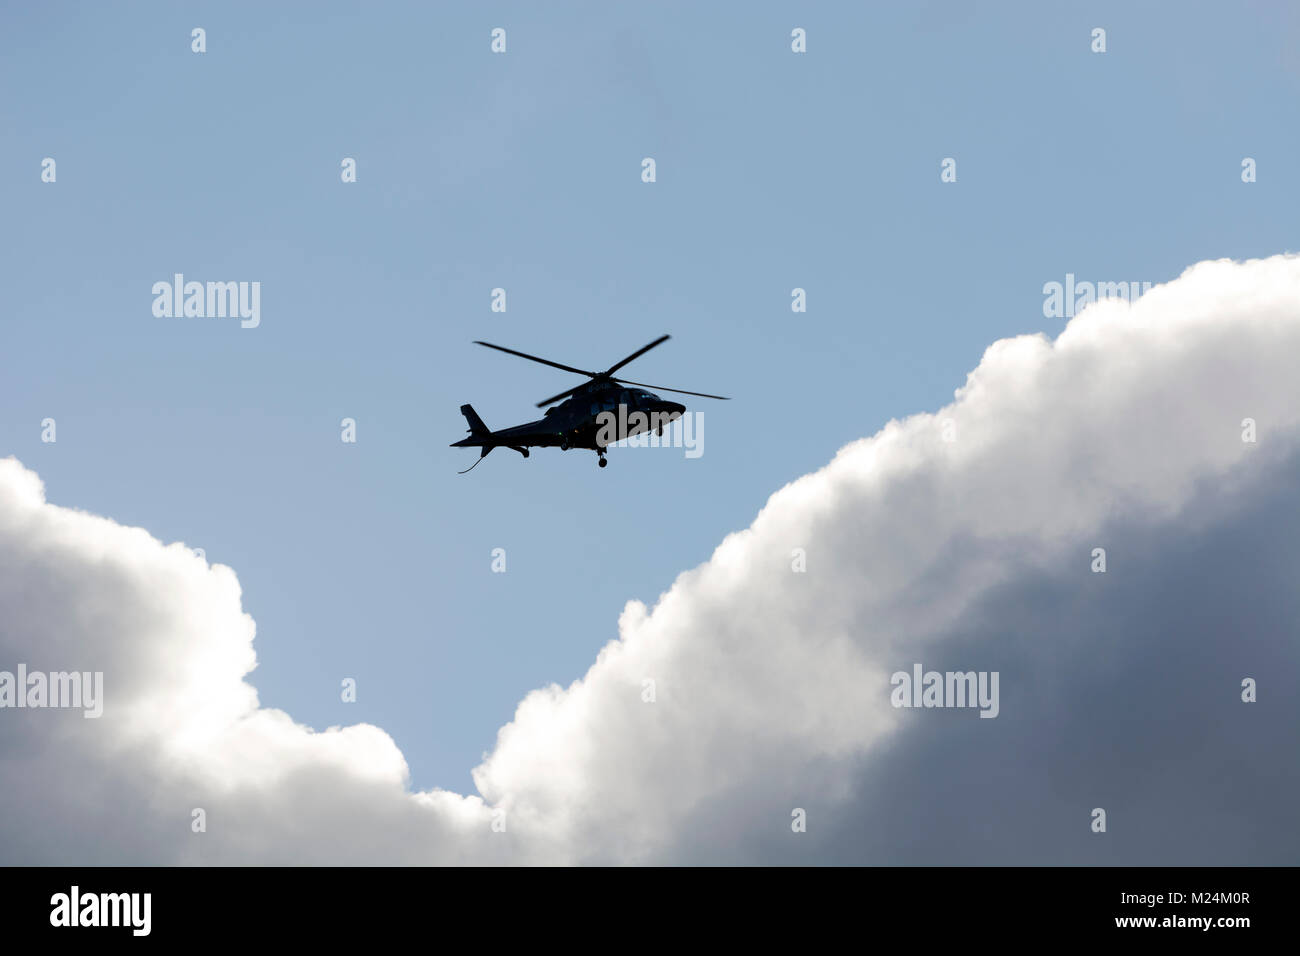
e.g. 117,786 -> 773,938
3,254 -> 1298,863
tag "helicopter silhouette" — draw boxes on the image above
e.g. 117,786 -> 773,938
451,334 -> 729,472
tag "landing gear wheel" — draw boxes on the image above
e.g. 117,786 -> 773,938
597,450 -> 608,468
598,458 -> 607,468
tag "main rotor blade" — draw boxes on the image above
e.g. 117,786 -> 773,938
614,378 -> 731,400
535,384 -> 586,408
604,334 -> 670,376
474,341 -> 595,377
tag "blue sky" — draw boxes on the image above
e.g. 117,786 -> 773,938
2,0 -> 1297,794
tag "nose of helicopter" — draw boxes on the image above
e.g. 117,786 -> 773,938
657,400 -> 686,419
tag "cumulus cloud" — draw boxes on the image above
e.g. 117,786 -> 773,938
2,255 -> 1298,864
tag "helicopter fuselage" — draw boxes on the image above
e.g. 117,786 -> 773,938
451,380 -> 685,454
451,333 -> 723,471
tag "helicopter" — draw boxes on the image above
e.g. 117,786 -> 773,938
451,334 -> 729,472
